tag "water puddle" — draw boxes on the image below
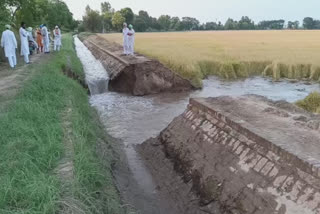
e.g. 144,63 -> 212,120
74,37 -> 320,214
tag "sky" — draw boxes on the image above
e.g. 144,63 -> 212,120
64,0 -> 320,23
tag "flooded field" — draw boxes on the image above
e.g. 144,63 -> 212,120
74,36 -> 320,214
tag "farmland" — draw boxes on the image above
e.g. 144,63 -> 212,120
100,30 -> 320,86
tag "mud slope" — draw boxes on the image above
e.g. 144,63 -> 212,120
138,95 -> 320,214
81,34 -> 194,96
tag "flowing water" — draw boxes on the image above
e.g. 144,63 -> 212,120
74,37 -> 320,214
74,37 -> 109,95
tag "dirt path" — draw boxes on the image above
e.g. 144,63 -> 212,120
55,102 -> 87,214
0,54 -> 47,110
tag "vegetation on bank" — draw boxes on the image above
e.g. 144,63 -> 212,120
101,30 -> 320,87
1,0 -> 78,62
1,0 -> 77,33
0,34 -> 124,213
296,92 -> 320,113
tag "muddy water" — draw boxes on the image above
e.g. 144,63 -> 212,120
74,37 -> 108,95
74,37 -> 320,214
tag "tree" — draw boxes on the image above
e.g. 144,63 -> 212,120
257,20 -> 285,30
101,1 -> 114,32
47,0 -> 76,30
101,1 -> 112,13
120,7 -> 134,24
138,10 -> 151,26
288,21 -> 294,29
134,10 -> 151,32
0,4 -> 11,33
1,0 -> 76,31
112,11 -> 125,31
303,17 -> 314,29
287,21 -> 299,29
238,16 -> 254,30
134,15 -> 147,32
224,18 -> 238,30
204,22 -> 218,30
217,21 -> 223,30
170,17 -> 181,31
158,15 -> 171,31
205,22 -> 218,30
150,17 -> 161,31
181,17 -> 200,30
313,20 -> 320,29
102,12 -> 113,32
83,6 -> 102,32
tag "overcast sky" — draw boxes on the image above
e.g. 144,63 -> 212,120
64,0 -> 320,23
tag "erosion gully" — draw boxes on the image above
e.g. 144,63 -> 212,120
74,37 -> 320,214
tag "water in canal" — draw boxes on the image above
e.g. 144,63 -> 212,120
74,36 -> 320,214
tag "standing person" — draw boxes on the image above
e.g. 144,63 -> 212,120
122,23 -> 129,55
127,24 -> 135,55
36,27 -> 43,53
19,22 -> 30,64
53,26 -> 61,51
1,24 -> 17,68
41,24 -> 50,53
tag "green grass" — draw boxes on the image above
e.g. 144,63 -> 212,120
0,34 -> 124,213
296,92 -> 320,113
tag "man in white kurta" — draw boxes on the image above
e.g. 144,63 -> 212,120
122,23 -> 129,55
127,24 -> 135,55
19,22 -> 30,64
41,24 -> 50,53
53,26 -> 61,51
1,25 -> 17,68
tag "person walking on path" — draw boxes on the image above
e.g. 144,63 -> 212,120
19,22 -> 30,64
122,23 -> 129,55
36,27 -> 43,53
127,24 -> 135,55
1,24 -> 18,68
41,24 -> 50,53
53,26 -> 61,51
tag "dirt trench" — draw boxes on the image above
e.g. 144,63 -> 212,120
138,95 -> 320,214
80,34 -> 195,96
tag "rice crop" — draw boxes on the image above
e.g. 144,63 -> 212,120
100,30 -> 320,87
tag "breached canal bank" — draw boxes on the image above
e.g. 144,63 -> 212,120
79,34 -> 195,96
139,96 -> 320,213
74,35 -> 320,213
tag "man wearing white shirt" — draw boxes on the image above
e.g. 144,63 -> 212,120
1,24 -> 18,68
19,22 -> 30,64
41,24 -> 50,53
122,23 -> 129,55
127,24 -> 135,55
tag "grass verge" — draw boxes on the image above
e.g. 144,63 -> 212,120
0,34 -> 124,213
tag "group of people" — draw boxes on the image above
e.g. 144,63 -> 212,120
122,23 -> 135,55
1,22 -> 62,68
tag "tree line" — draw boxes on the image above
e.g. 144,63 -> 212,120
1,0 -> 77,33
81,2 -> 320,33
